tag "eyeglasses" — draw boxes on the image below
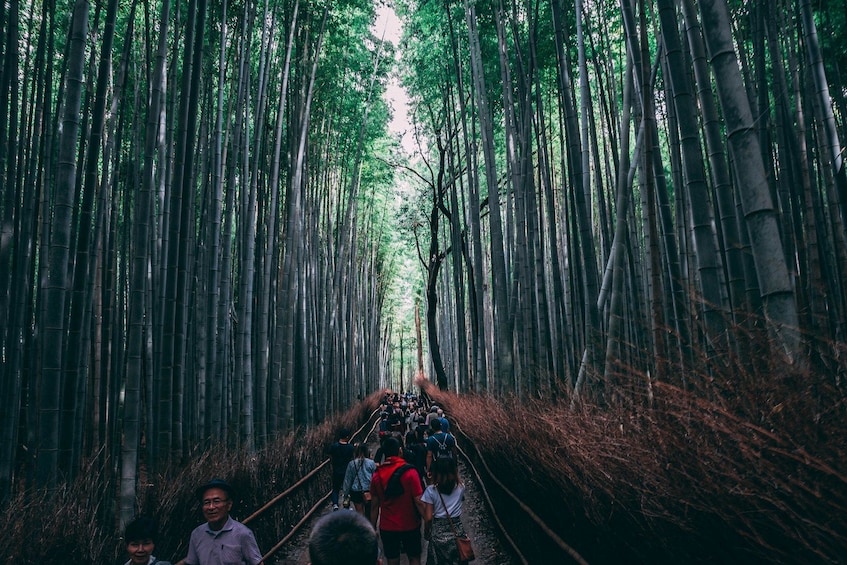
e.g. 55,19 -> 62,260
202,498 -> 229,507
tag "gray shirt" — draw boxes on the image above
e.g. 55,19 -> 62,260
185,516 -> 262,565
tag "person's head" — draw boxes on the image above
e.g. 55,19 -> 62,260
338,428 -> 351,440
429,418 -> 442,432
431,456 -> 459,494
354,442 -> 370,459
196,478 -> 234,530
124,515 -> 159,565
308,511 -> 380,565
382,436 -> 401,457
404,430 -> 417,447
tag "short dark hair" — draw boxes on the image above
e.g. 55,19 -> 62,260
124,515 -> 159,544
354,442 -> 370,458
195,478 -> 235,501
308,511 -> 378,565
382,436 -> 401,457
430,418 -> 442,431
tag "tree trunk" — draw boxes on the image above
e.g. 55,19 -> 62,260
0,0 -> 25,502
62,0 -> 121,478
680,0 -> 748,319
465,0 -> 513,392
657,0 -> 728,358
799,0 -> 847,237
697,0 -> 801,360
121,0 -> 170,520
445,2 -> 488,391
38,0 -> 89,489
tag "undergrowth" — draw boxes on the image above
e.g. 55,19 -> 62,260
426,338 -> 847,563
2,338 -> 845,564
0,396 -> 378,564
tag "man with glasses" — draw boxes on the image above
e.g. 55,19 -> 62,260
185,478 -> 264,565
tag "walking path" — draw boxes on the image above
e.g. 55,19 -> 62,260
271,460 -> 516,564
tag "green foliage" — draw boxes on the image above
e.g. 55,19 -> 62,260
395,0 -> 452,127
815,0 -> 847,96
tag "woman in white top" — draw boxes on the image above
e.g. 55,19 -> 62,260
420,457 -> 468,564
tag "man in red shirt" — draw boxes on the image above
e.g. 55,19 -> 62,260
369,436 -> 424,565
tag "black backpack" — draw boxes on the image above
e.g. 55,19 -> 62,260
384,464 -> 416,498
433,433 -> 454,461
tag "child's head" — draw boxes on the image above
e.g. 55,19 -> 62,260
124,515 -> 159,564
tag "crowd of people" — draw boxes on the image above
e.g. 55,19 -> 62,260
123,391 -> 469,565
331,391 -> 467,565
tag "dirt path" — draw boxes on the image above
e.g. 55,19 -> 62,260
451,459 -> 517,565
269,459 -> 517,564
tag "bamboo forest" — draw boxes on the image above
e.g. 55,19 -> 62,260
1,0 -> 846,562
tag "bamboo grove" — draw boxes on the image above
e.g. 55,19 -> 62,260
395,0 -> 847,397
1,0 -> 846,528
0,0 -> 400,520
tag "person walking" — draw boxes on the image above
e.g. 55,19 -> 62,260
369,437 -> 425,565
425,419 -> 457,480
404,430 -> 428,489
184,478 -> 263,565
421,457 -> 468,564
424,406 -> 440,428
342,442 -> 377,516
328,429 -> 355,511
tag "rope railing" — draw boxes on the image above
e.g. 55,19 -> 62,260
454,425 -> 589,565
256,412 -> 382,561
261,491 -> 332,562
178,403 -> 583,564
243,408 -> 380,525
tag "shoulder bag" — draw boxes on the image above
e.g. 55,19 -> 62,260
436,488 -> 475,562
355,459 -> 372,502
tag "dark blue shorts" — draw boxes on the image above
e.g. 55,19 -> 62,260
380,528 -> 422,559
